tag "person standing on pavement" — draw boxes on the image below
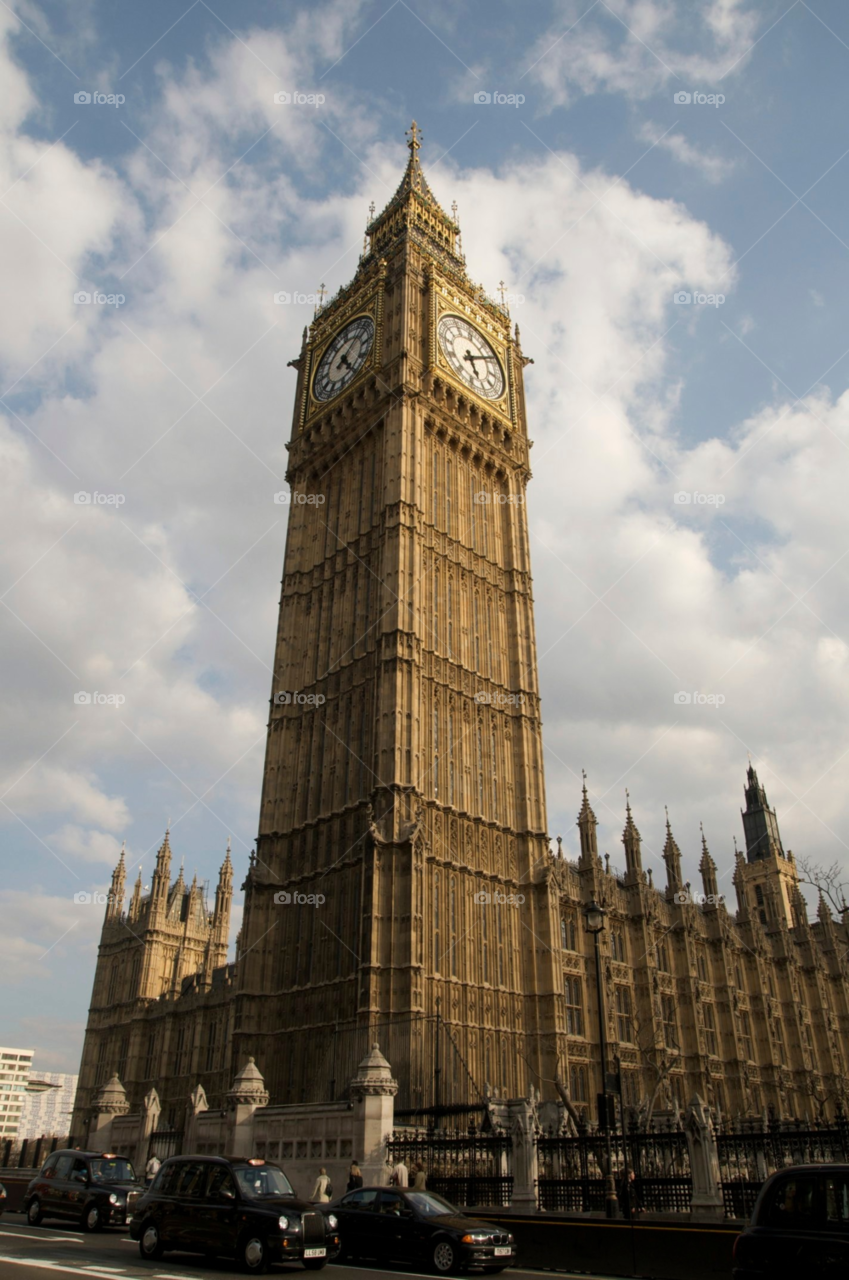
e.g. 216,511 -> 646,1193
145,1152 -> 161,1186
347,1161 -> 363,1192
311,1167 -> 332,1202
391,1157 -> 408,1187
412,1163 -> 427,1191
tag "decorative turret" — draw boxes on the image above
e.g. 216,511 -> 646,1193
733,843 -> 749,921
790,882 -> 810,935
364,121 -> 462,267
621,791 -> 643,881
203,840 -> 235,988
663,807 -> 683,896
214,839 -> 234,939
742,762 -> 785,862
699,825 -> 719,904
128,866 -> 143,923
105,844 -> 126,923
816,892 -> 836,945
150,827 -> 172,919
577,772 -> 599,869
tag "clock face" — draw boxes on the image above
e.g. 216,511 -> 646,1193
437,314 -> 505,400
313,315 -> 375,402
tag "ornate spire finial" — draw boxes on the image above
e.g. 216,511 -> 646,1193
664,804 -> 670,829
363,201 -> 375,256
314,283 -> 327,317
451,199 -> 458,222
498,280 -> 506,307
407,120 -> 421,154
582,768 -> 588,796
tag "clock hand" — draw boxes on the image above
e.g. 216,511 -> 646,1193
337,352 -> 353,371
463,349 -> 482,370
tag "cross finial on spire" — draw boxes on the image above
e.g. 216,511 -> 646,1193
451,199 -> 458,222
625,787 -> 631,813
407,120 -> 421,154
498,280 -> 506,307
315,282 -> 327,317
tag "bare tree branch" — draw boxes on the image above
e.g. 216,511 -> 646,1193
794,853 -> 849,920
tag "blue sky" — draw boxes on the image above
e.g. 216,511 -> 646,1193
3,0 -> 849,1073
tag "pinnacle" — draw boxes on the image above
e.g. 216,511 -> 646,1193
663,807 -> 681,859
156,826 -> 172,863
622,790 -> 641,843
577,770 -> 597,825
368,121 -> 453,233
699,823 -> 716,870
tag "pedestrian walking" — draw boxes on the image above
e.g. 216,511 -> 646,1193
145,1152 -> 161,1186
412,1162 -> 427,1191
347,1161 -> 363,1192
391,1157 -> 408,1188
311,1167 -> 332,1202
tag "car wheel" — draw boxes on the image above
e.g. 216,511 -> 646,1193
82,1203 -> 103,1233
303,1261 -> 327,1272
239,1233 -> 268,1273
432,1239 -> 458,1274
26,1199 -> 43,1226
139,1220 -> 165,1260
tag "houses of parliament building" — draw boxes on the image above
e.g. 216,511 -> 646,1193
71,126 -> 849,1141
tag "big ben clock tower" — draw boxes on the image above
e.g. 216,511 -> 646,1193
235,124 -> 555,1106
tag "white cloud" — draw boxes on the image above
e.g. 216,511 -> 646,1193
1,4 -> 848,1050
527,0 -> 760,107
638,122 -> 736,183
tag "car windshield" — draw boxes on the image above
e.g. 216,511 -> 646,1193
234,1165 -> 294,1198
89,1158 -> 135,1182
406,1192 -> 458,1217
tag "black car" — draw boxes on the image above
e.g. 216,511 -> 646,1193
329,1186 -> 515,1273
732,1163 -> 849,1280
24,1149 -> 142,1232
129,1154 -> 340,1272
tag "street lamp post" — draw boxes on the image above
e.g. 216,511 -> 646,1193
584,898 -> 619,1219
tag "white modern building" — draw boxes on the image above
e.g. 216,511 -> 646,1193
18,1072 -> 78,1140
0,1048 -> 34,1141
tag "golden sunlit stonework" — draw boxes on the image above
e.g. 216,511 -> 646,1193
71,127 -> 849,1143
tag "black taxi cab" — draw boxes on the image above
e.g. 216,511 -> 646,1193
130,1154 -> 340,1272
732,1164 -> 849,1280
24,1150 -> 142,1231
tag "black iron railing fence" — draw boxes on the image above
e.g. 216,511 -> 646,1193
537,1116 -> 691,1214
1,1135 -> 69,1170
716,1113 -> 849,1218
536,1112 -> 849,1218
386,1122 -> 513,1207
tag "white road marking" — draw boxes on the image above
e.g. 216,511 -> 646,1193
0,1257 -> 126,1278
0,1232 -> 83,1243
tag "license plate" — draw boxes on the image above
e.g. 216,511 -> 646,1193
494,1247 -> 511,1256
303,1248 -> 326,1258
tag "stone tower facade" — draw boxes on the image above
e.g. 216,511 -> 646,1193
70,836 -> 234,1138
233,121 -> 551,1106
70,129 -> 849,1139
